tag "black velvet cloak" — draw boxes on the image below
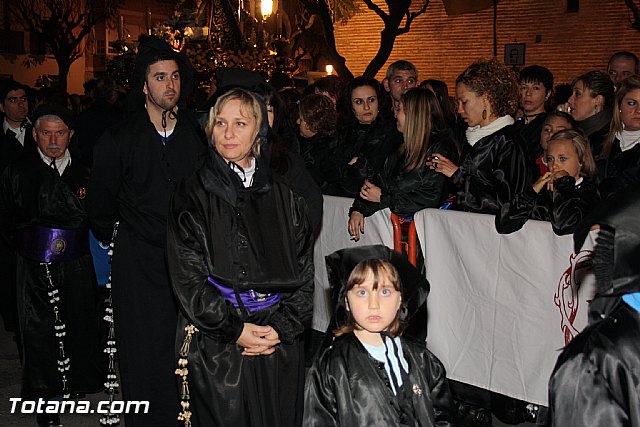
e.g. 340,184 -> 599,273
167,146 -> 314,427
450,124 -> 531,233
304,334 -> 454,427
324,117 -> 402,198
0,153 -> 105,398
299,132 -> 340,192
515,112 -> 546,182
350,131 -> 458,218
496,175 -> 600,235
548,188 -> 640,426
0,122 -> 37,333
87,107 -> 207,426
304,245 -> 453,426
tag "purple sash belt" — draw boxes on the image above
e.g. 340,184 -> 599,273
15,225 -> 90,263
207,276 -> 280,313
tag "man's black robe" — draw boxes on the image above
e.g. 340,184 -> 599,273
88,108 -> 206,426
0,153 -> 105,397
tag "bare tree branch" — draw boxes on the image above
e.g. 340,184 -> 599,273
11,0 -> 123,91
363,0 -> 388,22
400,0 -> 429,33
624,0 -> 640,31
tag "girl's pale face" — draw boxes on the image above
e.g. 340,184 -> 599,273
547,139 -> 581,179
213,99 -> 257,169
351,86 -> 379,124
347,270 -> 401,346
395,101 -> 406,133
540,116 -> 572,151
568,80 -> 600,121
620,88 -> 640,132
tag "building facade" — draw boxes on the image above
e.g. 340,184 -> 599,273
334,0 -> 640,87
0,0 -> 176,94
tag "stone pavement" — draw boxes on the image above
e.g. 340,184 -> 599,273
0,323 -> 536,427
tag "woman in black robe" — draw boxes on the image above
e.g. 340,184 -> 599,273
599,75 -> 640,198
428,58 -> 531,234
167,88 -> 314,426
323,76 -> 402,197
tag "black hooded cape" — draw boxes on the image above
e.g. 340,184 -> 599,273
167,144 -> 314,426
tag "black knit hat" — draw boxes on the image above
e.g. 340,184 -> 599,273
32,103 -> 76,130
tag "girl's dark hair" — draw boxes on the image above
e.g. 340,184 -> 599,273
336,76 -> 391,132
334,259 -> 405,338
263,84 -> 297,173
314,75 -> 346,103
544,110 -> 579,130
278,88 -> 301,130
299,93 -> 337,136
420,79 -> 455,124
519,65 -> 554,94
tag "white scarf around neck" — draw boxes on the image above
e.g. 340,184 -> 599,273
230,157 -> 256,188
465,115 -> 515,147
616,128 -> 640,152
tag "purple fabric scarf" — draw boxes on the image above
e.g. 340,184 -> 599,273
207,276 -> 280,313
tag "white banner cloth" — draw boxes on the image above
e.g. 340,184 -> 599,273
414,209 -> 595,406
312,196 -> 394,331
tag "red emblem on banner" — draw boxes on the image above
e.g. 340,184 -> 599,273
554,250 -> 593,345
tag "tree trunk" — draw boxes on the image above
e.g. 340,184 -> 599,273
363,27 -> 396,78
300,0 -> 354,80
56,58 -> 72,93
331,53 -> 353,81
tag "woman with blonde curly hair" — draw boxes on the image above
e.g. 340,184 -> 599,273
428,58 -> 531,234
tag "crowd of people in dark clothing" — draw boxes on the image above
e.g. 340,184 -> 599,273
1,35 -> 639,427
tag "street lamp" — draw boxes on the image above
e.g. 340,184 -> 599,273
261,0 -> 273,19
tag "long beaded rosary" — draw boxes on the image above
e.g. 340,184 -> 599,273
176,324 -> 198,426
42,263 -> 70,398
100,222 -> 120,427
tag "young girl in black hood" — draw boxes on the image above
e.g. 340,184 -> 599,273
304,246 -> 454,426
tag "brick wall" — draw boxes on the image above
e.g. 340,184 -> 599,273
334,0 -> 640,89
